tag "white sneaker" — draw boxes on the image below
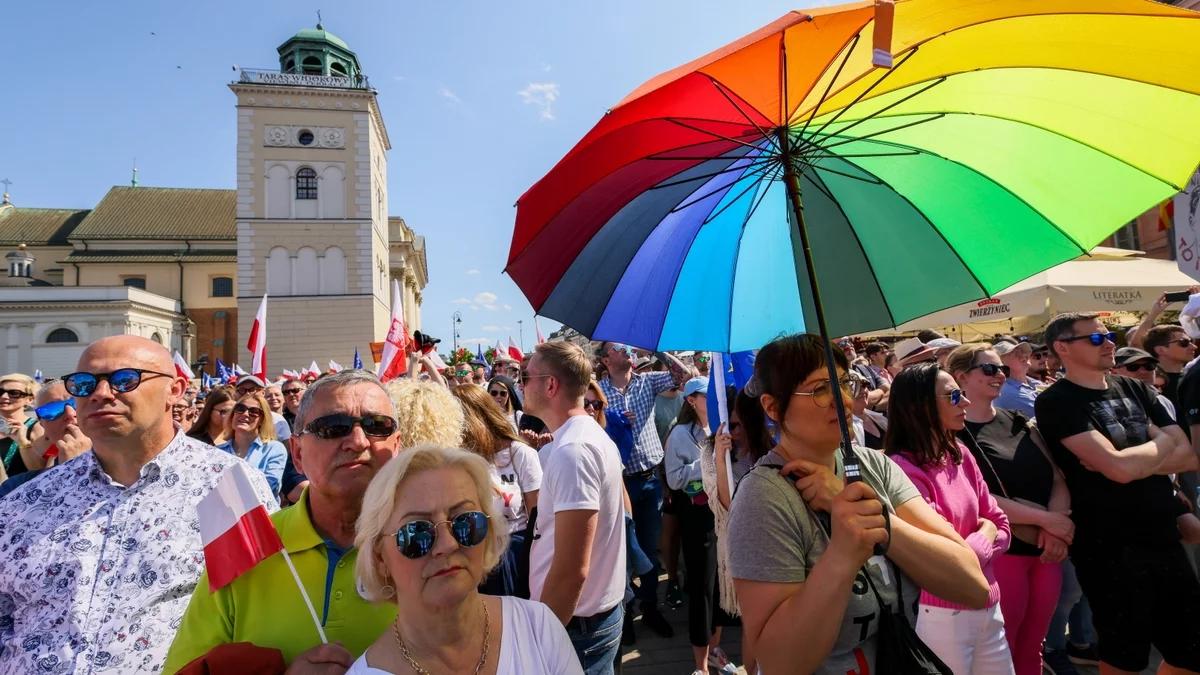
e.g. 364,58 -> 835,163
690,670 -> 707,675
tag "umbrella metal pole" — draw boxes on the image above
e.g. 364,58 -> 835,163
777,128 -> 863,483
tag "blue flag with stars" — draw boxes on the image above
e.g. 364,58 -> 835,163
216,359 -> 231,382
353,348 -> 363,370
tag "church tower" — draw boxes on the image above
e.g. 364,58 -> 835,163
231,24 -> 392,372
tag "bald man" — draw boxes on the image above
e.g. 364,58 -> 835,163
0,336 -> 276,674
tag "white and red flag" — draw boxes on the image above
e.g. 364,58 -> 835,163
247,294 -> 268,381
507,337 -> 524,363
535,317 -> 546,345
378,278 -> 411,382
198,462 -> 283,591
328,360 -> 344,373
172,351 -> 195,382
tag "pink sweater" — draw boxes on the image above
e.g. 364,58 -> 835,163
891,441 -> 1010,610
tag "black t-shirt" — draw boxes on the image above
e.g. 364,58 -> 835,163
1164,370 -> 1184,418
961,409 -> 1053,557
1034,375 -> 1184,547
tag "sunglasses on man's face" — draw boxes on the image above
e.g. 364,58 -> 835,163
303,412 -> 397,440
1121,362 -> 1157,373
1059,332 -> 1117,347
35,398 -> 75,421
969,363 -> 1010,378
392,511 -> 490,559
283,387 -> 304,396
233,403 -> 264,420
1171,337 -> 1194,348
63,368 -> 175,397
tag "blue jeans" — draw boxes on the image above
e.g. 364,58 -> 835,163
624,472 -> 663,610
567,603 -> 624,675
1045,559 -> 1096,651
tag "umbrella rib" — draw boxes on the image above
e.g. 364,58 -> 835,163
705,76 -> 780,153
807,162 -> 884,185
667,157 -> 780,215
694,162 -> 782,224
647,155 -> 779,192
664,117 -> 772,153
804,150 -> 922,160
803,46 -> 923,144
801,167 -> 900,328
800,77 -> 948,155
807,113 -> 946,154
796,32 -> 862,143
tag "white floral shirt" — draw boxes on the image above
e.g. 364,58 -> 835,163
0,431 -> 276,674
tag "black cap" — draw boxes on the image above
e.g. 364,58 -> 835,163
1114,347 -> 1156,368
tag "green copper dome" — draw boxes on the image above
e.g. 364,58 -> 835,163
277,24 -> 362,80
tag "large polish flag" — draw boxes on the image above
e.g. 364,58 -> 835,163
198,462 -> 283,591
247,294 -> 269,381
378,278 -> 410,382
172,351 -> 195,382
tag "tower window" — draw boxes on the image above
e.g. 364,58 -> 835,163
302,56 -> 322,75
211,276 -> 233,297
296,168 -> 318,200
298,129 -> 315,146
46,328 -> 79,343
330,62 -> 347,77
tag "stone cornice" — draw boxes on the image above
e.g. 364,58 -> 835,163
230,83 -> 391,151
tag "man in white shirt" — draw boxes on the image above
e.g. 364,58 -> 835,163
524,341 -> 626,675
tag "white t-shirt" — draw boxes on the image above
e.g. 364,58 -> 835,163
528,414 -> 626,618
345,596 -> 582,674
491,441 -> 543,533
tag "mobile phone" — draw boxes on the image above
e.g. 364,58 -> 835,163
1165,291 -> 1192,303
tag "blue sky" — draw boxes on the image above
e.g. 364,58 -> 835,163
3,0 -> 826,351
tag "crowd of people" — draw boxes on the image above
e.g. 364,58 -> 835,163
2,306 -> 1200,674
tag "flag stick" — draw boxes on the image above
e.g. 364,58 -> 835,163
280,548 -> 328,644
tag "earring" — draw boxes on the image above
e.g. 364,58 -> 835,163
381,584 -> 395,598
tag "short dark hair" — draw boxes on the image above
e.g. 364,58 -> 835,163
917,329 -> 945,343
753,333 -> 848,433
864,342 -> 889,357
884,362 -> 961,466
1144,324 -> 1186,357
1044,312 -> 1100,350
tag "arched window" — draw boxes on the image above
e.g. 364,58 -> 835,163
294,247 -> 320,295
296,167 -> 318,200
302,56 -> 322,75
330,62 -> 347,77
267,247 -> 292,296
150,332 -> 163,344
211,276 -> 233,297
46,328 -> 78,343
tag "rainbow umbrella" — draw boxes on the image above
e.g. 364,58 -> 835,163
506,0 -> 1200,469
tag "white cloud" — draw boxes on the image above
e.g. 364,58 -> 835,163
503,304 -> 512,311
474,291 -> 498,305
518,82 -> 559,121
392,74 -> 407,82
465,268 -> 480,275
451,297 -> 471,305
438,86 -> 462,104
461,337 -> 490,346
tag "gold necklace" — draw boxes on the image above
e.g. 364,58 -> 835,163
391,598 -> 490,675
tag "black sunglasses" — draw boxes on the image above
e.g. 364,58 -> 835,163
584,400 -> 603,411
63,368 -> 175,397
233,403 -> 264,419
1059,332 -> 1117,347
0,388 -> 31,400
393,511 -> 490,559
1121,362 -> 1156,373
488,388 -> 508,398
282,387 -> 304,395
303,412 -> 397,439
1171,337 -> 1194,347
969,363 -> 1010,378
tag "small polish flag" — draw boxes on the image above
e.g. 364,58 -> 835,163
507,337 -> 524,363
247,294 -> 269,382
198,463 -> 283,591
173,351 -> 195,382
535,317 -> 546,345
328,360 -> 344,373
378,278 -> 410,382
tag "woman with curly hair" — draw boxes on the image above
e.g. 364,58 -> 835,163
384,379 -> 465,449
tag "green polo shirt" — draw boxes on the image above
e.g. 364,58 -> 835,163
163,492 -> 396,673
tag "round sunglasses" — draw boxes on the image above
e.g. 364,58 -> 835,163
35,398 -> 76,421
63,369 -> 176,397
302,412 -> 397,439
392,511 -> 490,559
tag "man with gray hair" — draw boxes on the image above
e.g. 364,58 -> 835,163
164,369 -> 402,672
0,379 -> 93,499
0,336 -> 276,673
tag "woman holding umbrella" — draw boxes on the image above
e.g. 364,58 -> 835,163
727,334 -> 989,674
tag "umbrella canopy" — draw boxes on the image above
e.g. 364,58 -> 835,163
507,0 -> 1200,353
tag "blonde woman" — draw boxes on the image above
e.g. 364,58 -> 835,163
451,384 -> 542,598
217,392 -> 288,500
349,445 -> 582,674
0,373 -> 43,478
384,379 -> 465,448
